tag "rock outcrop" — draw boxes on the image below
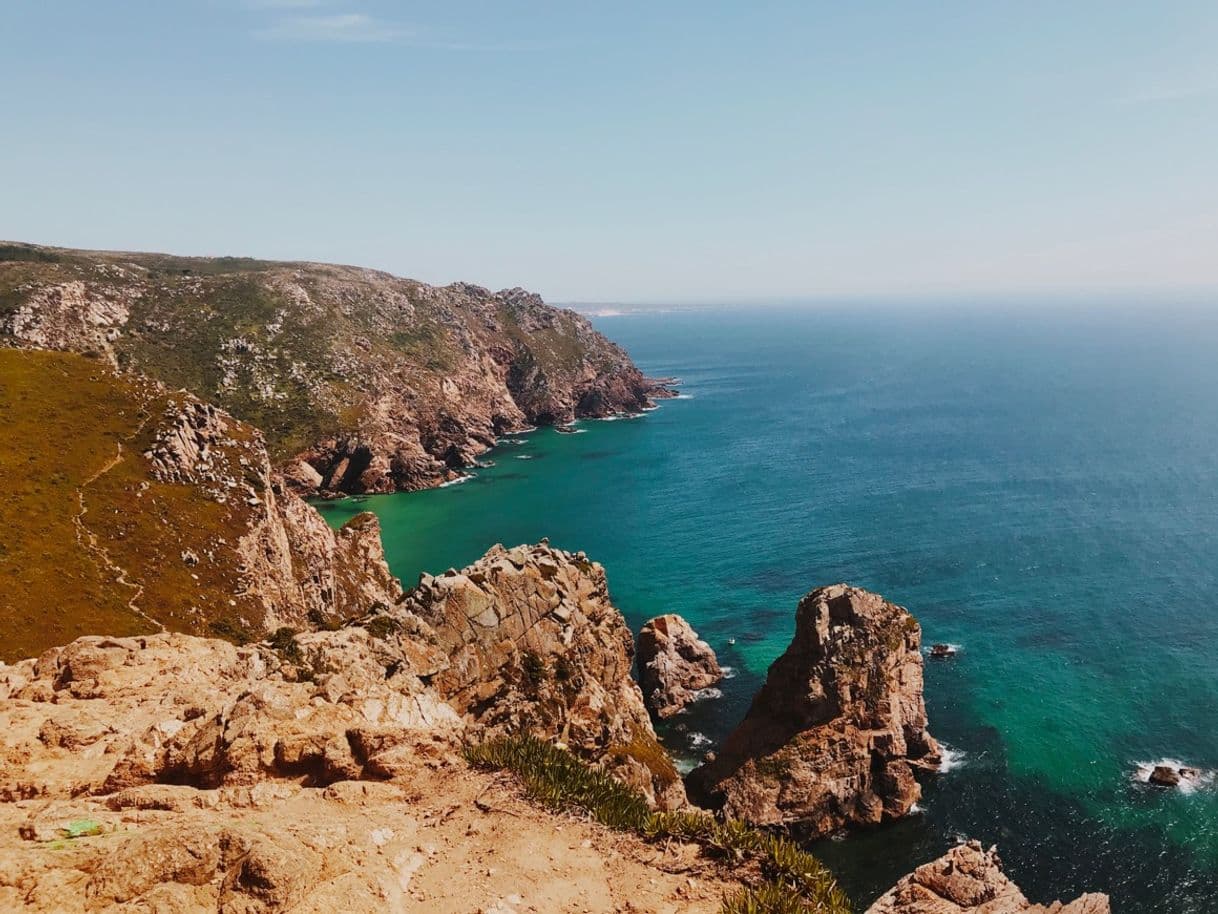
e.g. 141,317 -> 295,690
0,630 -> 732,913
636,614 -> 724,718
405,542 -> 687,809
0,348 -> 401,661
0,242 -> 672,496
865,841 -> 1110,914
688,584 -> 940,834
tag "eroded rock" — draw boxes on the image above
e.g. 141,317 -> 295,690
688,584 -> 940,834
406,542 -> 687,809
865,841 -> 1111,914
636,614 -> 723,718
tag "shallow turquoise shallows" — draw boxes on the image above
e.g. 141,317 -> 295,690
316,304 -> 1218,913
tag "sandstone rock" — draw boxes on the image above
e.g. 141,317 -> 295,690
636,614 -> 723,718
406,543 -> 687,809
865,841 -> 1111,914
688,584 -> 940,834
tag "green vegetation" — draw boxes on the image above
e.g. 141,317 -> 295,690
464,735 -> 851,914
0,349 -> 267,661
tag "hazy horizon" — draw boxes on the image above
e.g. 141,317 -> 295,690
4,2 -> 1218,302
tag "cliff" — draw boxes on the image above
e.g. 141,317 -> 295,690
0,348 -> 401,662
0,241 -> 671,495
404,542 -> 686,808
689,584 -> 941,835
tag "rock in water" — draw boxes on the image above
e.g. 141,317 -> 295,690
688,584 -> 941,834
865,841 -> 1111,914
637,614 -> 724,718
1149,765 -> 1182,787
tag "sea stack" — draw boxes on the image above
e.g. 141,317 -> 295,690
636,614 -> 724,718
688,584 -> 941,834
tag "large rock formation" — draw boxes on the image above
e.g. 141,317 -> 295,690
636,614 -> 723,718
0,242 -> 672,495
0,628 -> 732,913
865,842 -> 1110,914
404,542 -> 687,808
689,584 -> 940,834
0,348 -> 401,661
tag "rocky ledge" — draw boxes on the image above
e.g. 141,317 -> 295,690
865,841 -> 1110,914
689,584 -> 941,835
637,614 -> 724,718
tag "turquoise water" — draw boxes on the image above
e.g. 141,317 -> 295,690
317,305 -> 1218,912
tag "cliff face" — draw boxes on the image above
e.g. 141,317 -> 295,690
0,242 -> 670,495
689,584 -> 941,834
0,348 -> 401,661
865,842 -> 1110,914
404,542 -> 687,808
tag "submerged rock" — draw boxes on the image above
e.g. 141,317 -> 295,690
688,584 -> 940,834
866,841 -> 1110,914
636,614 -> 724,718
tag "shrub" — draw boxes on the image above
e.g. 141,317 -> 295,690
268,626 -> 301,663
366,614 -> 401,640
463,735 -> 852,914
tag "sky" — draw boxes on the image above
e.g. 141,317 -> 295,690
3,1 -> 1218,303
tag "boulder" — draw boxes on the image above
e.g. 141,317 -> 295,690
688,584 -> 940,834
636,614 -> 723,718
865,841 -> 1110,914
1149,765 -> 1181,787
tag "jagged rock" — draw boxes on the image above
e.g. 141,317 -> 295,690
688,584 -> 940,834
1149,765 -> 1181,787
636,614 -> 723,718
405,543 -> 687,809
866,841 -> 1111,914
1,243 -> 674,496
0,630 -> 459,798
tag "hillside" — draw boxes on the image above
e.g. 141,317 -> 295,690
0,348 -> 400,661
0,242 -> 670,494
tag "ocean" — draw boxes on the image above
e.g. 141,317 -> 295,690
316,304 -> 1218,913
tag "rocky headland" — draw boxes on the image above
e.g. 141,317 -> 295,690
689,584 -> 941,835
0,242 -> 671,496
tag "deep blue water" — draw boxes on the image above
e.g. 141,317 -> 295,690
318,304 -> 1218,912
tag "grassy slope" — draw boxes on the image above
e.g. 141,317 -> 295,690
0,349 -> 264,661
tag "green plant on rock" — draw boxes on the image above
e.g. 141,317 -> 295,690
462,735 -> 852,914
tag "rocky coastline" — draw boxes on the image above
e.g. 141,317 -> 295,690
0,242 -> 1112,912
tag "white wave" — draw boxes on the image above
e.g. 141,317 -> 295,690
939,745 -> 967,773
515,454 -> 534,460
909,802 -> 923,814
689,732 -> 713,748
1133,759 -> 1215,795
925,643 -> 963,656
692,687 -> 723,703
674,757 -> 698,775
674,393 -> 695,400
501,438 -> 528,445
720,666 -> 737,680
439,474 -> 474,488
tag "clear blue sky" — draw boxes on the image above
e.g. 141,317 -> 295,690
4,1 -> 1217,302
